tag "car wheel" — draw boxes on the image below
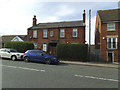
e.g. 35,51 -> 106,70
11,56 -> 16,61
45,58 -> 51,64
24,57 -> 29,62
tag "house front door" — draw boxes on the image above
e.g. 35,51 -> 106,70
107,52 -> 114,62
49,43 -> 57,56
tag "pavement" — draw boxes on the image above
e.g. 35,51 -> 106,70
60,60 -> 119,69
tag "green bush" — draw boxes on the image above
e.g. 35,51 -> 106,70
4,41 -> 34,53
56,43 -> 88,61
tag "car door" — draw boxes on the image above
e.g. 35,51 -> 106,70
35,51 -> 45,62
5,49 -> 11,58
29,51 -> 38,61
3,49 -> 10,58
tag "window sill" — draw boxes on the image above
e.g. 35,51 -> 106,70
60,37 -> 65,39
32,38 -> 38,39
107,48 -> 118,50
43,37 -> 48,39
72,37 -> 79,38
107,30 -> 115,31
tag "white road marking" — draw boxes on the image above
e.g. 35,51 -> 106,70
74,74 -> 118,82
2,65 -> 45,72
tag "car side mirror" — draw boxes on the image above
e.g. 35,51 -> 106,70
41,54 -> 44,56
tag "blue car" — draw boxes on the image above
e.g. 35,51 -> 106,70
23,50 -> 59,64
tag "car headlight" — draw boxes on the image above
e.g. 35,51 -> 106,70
52,58 -> 57,60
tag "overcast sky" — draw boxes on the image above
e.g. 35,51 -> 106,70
0,0 -> 119,44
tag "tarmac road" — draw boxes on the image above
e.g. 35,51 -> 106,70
1,58 -> 119,88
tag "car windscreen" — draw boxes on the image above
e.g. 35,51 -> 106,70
0,49 -> 5,52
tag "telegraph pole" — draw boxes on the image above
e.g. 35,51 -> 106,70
89,10 -> 91,61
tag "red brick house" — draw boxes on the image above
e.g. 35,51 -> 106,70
95,9 -> 120,63
27,10 -> 86,55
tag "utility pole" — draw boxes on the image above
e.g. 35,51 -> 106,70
89,9 -> 91,61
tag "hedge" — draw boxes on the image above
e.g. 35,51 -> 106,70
56,43 -> 88,61
4,41 -> 34,53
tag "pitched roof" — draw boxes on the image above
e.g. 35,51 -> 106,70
2,35 -> 27,43
28,20 -> 84,30
98,8 -> 120,22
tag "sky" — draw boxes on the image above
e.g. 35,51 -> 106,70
0,0 -> 119,44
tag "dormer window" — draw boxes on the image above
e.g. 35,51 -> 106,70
107,23 -> 115,31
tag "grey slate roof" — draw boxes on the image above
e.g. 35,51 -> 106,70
2,35 -> 27,43
98,8 -> 120,22
28,20 -> 84,30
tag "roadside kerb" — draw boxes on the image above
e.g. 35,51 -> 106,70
60,61 -> 119,69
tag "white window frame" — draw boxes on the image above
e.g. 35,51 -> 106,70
50,31 -> 53,37
43,30 -> 47,38
60,29 -> 65,38
33,30 -> 37,38
43,43 -> 47,52
107,37 -> 117,49
73,28 -> 78,37
107,23 -> 115,31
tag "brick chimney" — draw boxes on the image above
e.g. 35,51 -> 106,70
33,15 -> 37,26
83,10 -> 85,25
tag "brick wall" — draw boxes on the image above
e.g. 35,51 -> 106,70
28,26 -> 85,51
100,22 -> 120,62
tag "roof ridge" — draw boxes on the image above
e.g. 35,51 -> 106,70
97,8 -> 120,13
2,35 -> 27,37
38,20 -> 83,24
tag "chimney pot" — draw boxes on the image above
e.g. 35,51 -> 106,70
83,10 -> 85,24
33,15 -> 37,26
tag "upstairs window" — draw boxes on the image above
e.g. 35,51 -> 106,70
107,23 -> 115,31
107,37 -> 117,49
50,31 -> 53,37
43,30 -> 47,38
33,30 -> 37,38
73,29 -> 78,37
60,29 -> 65,38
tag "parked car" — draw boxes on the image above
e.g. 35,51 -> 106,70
23,50 -> 59,64
0,48 -> 24,61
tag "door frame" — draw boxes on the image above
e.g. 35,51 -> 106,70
107,51 -> 114,62
48,43 -> 57,55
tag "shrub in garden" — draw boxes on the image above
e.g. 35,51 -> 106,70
56,43 -> 88,61
4,41 -> 34,53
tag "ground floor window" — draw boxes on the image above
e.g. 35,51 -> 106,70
107,37 -> 117,49
43,43 -> 47,52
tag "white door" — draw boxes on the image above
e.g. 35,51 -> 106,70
43,44 -> 47,52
